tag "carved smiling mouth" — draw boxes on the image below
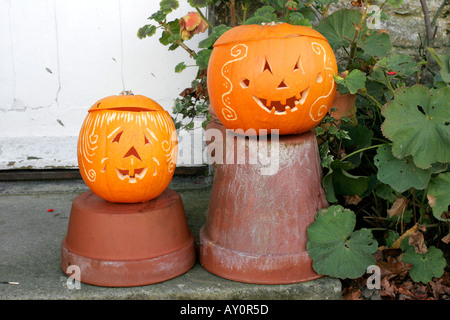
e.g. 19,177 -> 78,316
252,87 -> 310,115
116,167 -> 148,184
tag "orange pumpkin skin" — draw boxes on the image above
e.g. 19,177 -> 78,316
77,94 -> 177,203
207,23 -> 338,135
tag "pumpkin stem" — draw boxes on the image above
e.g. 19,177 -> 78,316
261,21 -> 282,26
120,90 -> 134,96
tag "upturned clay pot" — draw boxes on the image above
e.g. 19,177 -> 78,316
200,126 -> 328,284
60,188 -> 195,287
329,91 -> 357,125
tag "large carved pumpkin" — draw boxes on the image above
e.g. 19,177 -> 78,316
77,93 -> 177,203
207,23 -> 338,135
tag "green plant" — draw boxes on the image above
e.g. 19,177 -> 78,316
139,0 -> 450,290
137,0 -> 333,129
310,0 -> 449,287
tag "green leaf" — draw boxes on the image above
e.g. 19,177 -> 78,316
322,159 -> 369,202
307,205 -> 378,279
159,20 -> 180,46
358,31 -> 392,58
375,183 -> 397,202
187,0 -> 212,7
387,0 -> 403,7
381,85 -> 450,169
376,54 -> 420,77
402,246 -> 446,283
285,11 -> 311,26
374,145 -> 434,193
175,62 -> 187,73
343,124 -> 373,167
195,49 -> 212,70
137,24 -> 157,39
315,9 -> 362,51
160,0 -> 179,14
333,70 -> 366,94
245,6 -> 278,25
198,25 -> 230,48
427,47 -> 450,83
427,172 -> 450,221
149,10 -> 167,23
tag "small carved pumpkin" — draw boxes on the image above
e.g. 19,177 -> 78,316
77,93 -> 177,203
207,23 -> 338,135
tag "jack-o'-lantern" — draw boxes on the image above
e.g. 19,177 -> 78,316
207,23 -> 338,135
77,92 -> 177,203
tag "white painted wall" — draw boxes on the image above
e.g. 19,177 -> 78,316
0,0 -> 206,169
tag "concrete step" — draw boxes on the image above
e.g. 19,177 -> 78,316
0,176 -> 342,300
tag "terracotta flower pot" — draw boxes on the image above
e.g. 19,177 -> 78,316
200,125 -> 328,284
60,189 -> 195,287
329,91 -> 357,125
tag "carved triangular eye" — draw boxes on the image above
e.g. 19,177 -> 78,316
263,58 -> 273,74
293,57 -> 304,73
112,131 -> 123,143
144,134 -> 150,145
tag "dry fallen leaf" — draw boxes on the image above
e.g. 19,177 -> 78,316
408,231 -> 427,254
344,195 -> 362,205
387,197 -> 408,218
380,277 -> 396,298
343,286 -> 362,300
391,224 -> 419,249
441,233 -> 450,244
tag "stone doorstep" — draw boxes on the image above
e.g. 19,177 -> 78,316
0,177 -> 342,300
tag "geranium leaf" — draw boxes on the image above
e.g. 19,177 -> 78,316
307,205 -> 378,279
187,0 -> 212,8
198,25 -> 230,48
374,145 -> 433,192
402,246 -> 446,283
175,62 -> 187,73
427,172 -> 450,221
160,0 -> 179,13
334,70 -> 366,94
381,85 -> 450,169
376,54 -> 420,77
315,9 -> 362,51
195,49 -> 212,70
358,31 -> 392,58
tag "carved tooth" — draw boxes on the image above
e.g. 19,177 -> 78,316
266,99 -> 272,107
281,99 -> 286,105
286,106 -> 291,113
299,87 -> 309,105
296,93 -> 301,99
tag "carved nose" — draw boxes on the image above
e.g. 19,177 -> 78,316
277,80 -> 288,89
123,146 -> 142,161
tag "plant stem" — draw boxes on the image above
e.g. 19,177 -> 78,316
341,143 -> 388,160
383,71 -> 396,95
195,7 -> 213,29
359,88 -> 384,110
230,0 -> 236,27
431,0 -> 448,28
347,1 -> 370,69
242,0 -> 249,23
419,0 -> 434,48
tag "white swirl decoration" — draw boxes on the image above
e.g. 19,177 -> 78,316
220,44 -> 248,121
78,113 -> 99,182
309,42 -> 335,122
